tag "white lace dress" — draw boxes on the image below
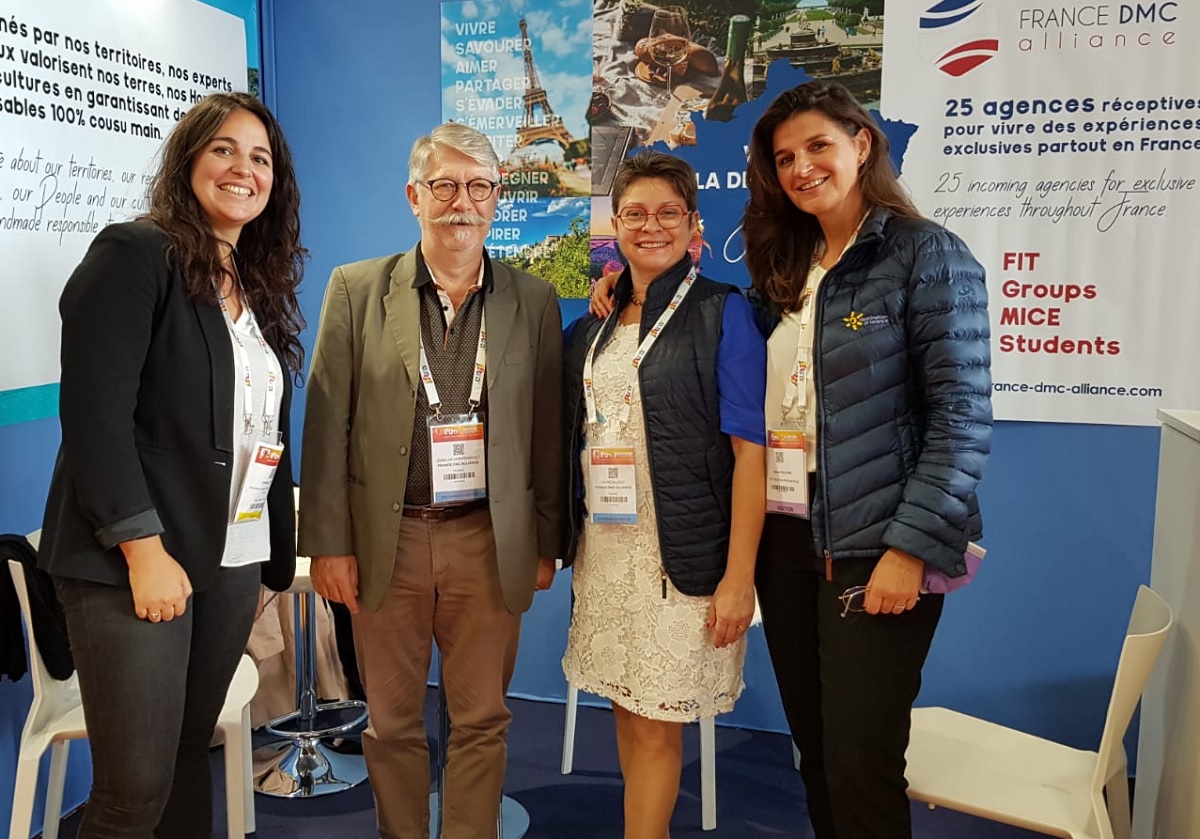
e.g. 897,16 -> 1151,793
561,323 -> 746,722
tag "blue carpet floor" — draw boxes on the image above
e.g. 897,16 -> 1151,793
57,688 -> 1043,838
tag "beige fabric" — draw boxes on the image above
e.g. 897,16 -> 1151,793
245,590 -> 350,727
563,324 -> 745,722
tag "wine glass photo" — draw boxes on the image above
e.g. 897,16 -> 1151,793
647,5 -> 690,100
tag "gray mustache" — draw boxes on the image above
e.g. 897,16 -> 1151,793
431,212 -> 489,226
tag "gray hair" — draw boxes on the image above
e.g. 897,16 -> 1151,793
408,122 -> 501,184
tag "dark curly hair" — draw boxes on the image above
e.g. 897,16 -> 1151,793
143,92 -> 306,373
743,80 -> 920,312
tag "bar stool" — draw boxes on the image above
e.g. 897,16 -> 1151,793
429,659 -> 530,838
254,555 -> 370,797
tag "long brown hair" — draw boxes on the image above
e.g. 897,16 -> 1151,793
743,80 -> 920,312
143,92 -> 306,373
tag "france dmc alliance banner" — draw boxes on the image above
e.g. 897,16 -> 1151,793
882,0 -> 1198,426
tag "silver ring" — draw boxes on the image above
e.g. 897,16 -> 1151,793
891,604 -> 905,613
148,610 -> 161,620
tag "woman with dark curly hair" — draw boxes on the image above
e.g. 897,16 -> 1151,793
38,92 -> 305,839
744,80 -> 991,839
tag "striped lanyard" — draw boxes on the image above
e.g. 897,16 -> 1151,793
217,291 -> 280,436
418,308 -> 487,421
583,268 -> 696,428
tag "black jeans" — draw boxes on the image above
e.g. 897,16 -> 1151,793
756,512 -> 943,839
54,563 -> 259,839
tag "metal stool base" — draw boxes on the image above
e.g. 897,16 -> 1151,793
428,793 -> 530,838
253,736 -> 368,798
265,699 -> 369,740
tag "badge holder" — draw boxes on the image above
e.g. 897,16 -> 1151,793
586,444 -> 638,525
428,412 -> 487,505
766,429 -> 809,518
231,429 -> 284,524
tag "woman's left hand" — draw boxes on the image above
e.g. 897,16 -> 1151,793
863,548 -> 924,616
706,576 -> 755,648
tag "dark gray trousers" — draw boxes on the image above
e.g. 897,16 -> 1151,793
54,563 -> 258,839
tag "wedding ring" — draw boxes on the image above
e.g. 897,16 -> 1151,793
148,611 -> 161,620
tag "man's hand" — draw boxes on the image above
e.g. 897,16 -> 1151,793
535,556 -> 556,592
310,554 -> 360,614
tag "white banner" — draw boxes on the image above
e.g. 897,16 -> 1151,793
1,0 -> 246,394
882,0 -> 1197,426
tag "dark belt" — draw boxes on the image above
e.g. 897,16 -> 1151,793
401,498 -> 489,521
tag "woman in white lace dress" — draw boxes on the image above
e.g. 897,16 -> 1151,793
561,152 -> 767,838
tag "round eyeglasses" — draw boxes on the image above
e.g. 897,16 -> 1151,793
615,206 -> 689,230
421,178 -> 500,202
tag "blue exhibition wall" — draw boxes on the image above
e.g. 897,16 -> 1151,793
0,0 -> 1162,834
262,0 -> 1159,745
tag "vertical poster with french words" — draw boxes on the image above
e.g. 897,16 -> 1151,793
883,0 -> 1197,426
0,0 -> 249,425
441,1 -> 592,299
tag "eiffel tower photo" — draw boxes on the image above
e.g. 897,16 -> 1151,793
515,17 -> 574,150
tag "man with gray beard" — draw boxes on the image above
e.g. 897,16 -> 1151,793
299,122 -> 565,838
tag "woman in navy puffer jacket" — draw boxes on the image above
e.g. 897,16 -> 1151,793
744,80 -> 992,839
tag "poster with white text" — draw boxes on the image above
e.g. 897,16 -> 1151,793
0,0 -> 249,424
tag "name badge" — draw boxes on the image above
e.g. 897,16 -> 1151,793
766,429 -> 809,518
233,439 -> 284,524
587,445 -> 638,525
429,413 -> 487,504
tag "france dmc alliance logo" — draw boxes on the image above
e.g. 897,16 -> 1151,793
920,0 -> 999,77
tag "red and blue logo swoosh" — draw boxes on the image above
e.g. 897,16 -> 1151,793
935,39 -> 1000,76
920,0 -> 997,76
920,0 -> 984,29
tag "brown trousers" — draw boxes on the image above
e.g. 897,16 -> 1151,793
351,508 -> 521,839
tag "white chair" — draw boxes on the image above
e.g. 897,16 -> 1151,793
6,556 -> 260,839
905,585 -> 1173,839
560,684 -> 717,831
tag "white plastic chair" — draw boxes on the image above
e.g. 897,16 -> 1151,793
560,684 -> 717,831
905,585 -> 1173,839
6,556 -> 260,839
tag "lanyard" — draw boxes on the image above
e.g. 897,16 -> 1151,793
418,307 -> 487,420
217,293 -> 280,436
780,213 -> 868,421
780,268 -> 821,421
583,268 -> 696,427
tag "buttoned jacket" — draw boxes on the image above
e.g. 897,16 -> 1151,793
298,246 -> 564,614
39,221 -> 297,593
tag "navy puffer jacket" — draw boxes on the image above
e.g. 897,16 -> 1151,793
754,209 -> 992,577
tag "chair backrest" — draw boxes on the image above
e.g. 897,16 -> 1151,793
6,557 -> 81,737
1089,585 -> 1173,836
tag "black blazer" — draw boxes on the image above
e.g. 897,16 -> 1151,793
39,221 -> 296,593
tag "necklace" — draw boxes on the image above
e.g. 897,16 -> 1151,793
631,296 -> 645,307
